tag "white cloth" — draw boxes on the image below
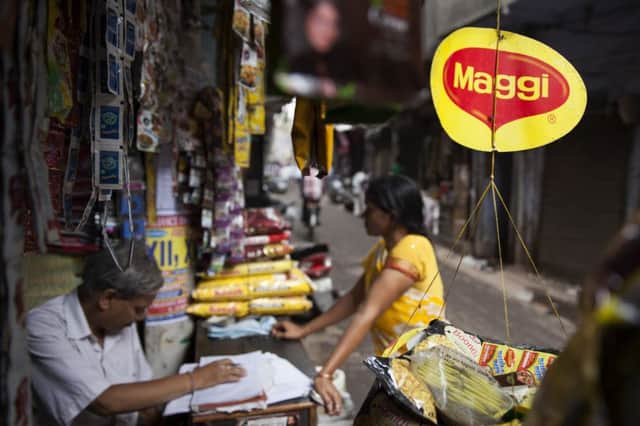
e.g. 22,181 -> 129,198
26,289 -> 152,426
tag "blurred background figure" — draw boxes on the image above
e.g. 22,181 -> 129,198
301,175 -> 324,239
351,171 -> 369,217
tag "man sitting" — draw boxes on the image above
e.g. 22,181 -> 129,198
27,243 -> 245,425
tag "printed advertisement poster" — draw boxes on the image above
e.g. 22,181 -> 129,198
273,0 -> 424,103
145,216 -> 192,324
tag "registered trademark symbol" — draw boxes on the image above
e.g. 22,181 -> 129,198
548,113 -> 557,124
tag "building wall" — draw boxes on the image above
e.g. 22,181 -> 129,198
537,112 -> 632,281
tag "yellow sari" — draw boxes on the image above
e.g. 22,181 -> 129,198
362,234 -> 445,355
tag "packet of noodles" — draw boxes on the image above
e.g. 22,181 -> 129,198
187,302 -> 249,318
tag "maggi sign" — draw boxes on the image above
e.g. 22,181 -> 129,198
431,28 -> 587,152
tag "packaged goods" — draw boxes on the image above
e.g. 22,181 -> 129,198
243,242 -> 293,262
390,359 -> 438,423
244,207 -> 290,235
362,320 -> 557,425
187,302 -> 249,318
249,297 -> 313,316
411,346 -> 515,425
197,272 -> 288,288
192,268 -> 312,302
191,283 -> 250,302
213,259 -> 293,278
478,343 -> 555,386
249,276 -> 312,299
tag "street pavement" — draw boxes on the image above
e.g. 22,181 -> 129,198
272,185 -> 577,418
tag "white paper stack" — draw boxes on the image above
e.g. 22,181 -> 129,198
262,352 -> 312,405
163,351 -> 311,417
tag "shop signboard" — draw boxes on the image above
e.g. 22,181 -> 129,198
273,0 -> 424,104
430,27 -> 587,152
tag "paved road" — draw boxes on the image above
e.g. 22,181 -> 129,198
273,186 -> 573,415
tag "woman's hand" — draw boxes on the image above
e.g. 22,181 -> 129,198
193,358 -> 246,389
271,320 -> 306,340
314,376 -> 343,416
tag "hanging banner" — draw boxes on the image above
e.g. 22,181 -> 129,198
273,0 -> 424,103
430,27 -> 587,152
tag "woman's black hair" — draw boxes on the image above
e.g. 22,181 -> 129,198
365,174 -> 429,238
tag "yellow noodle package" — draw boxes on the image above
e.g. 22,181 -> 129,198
191,283 -> 250,302
249,297 -> 313,316
197,272 -> 287,288
187,302 -> 249,318
215,259 -> 294,279
361,320 -> 557,425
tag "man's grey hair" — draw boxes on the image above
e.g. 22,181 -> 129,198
80,243 -> 163,299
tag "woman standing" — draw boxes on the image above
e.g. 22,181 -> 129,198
272,175 -> 446,415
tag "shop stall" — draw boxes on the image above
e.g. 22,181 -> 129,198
4,0 -> 322,424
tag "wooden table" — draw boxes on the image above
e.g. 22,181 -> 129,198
191,322 -> 318,426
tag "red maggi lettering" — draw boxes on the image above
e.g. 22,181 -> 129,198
453,62 -> 549,101
444,48 -> 569,129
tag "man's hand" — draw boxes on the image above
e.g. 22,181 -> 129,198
271,321 -> 306,340
314,376 -> 343,416
193,359 -> 246,389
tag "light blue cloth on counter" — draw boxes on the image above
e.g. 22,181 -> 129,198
207,316 -> 277,339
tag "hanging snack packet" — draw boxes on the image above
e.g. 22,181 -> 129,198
253,15 -> 266,49
232,0 -> 251,41
47,0 -> 73,121
136,109 -> 159,152
239,42 -> 258,91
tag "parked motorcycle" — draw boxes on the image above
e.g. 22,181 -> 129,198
301,176 -> 323,240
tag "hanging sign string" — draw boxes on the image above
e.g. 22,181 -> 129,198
492,182 -> 568,336
487,0 -> 513,343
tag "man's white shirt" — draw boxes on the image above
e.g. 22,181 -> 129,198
26,289 -> 152,425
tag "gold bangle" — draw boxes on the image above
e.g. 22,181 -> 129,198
315,371 -> 333,380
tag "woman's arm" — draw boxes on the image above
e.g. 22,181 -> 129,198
272,275 -> 366,339
89,358 -> 245,416
304,275 -> 366,335
315,269 -> 415,414
319,269 -> 413,375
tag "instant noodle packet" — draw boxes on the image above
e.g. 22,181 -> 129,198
187,302 -> 249,318
361,320 -> 557,425
249,297 -> 313,315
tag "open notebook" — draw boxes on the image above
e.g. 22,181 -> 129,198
163,351 -> 312,416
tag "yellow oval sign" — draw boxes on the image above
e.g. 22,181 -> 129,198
431,27 -> 587,152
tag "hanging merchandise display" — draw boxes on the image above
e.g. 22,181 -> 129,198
1,0 -> 53,422
357,321 -> 558,425
291,98 -> 334,177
